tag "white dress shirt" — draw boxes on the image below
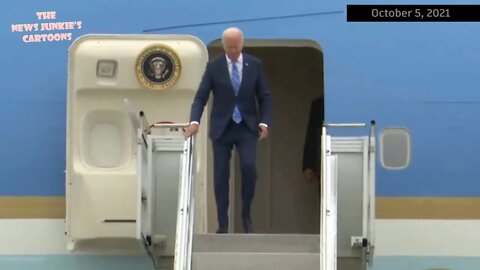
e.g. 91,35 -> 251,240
226,54 -> 243,84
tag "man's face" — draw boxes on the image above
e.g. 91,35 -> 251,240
223,34 -> 243,61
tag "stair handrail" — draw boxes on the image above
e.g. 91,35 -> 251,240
174,132 -> 196,270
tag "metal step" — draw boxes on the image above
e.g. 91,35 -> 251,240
191,234 -> 320,270
192,252 -> 319,270
193,233 -> 320,253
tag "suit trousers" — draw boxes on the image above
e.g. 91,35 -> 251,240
211,120 -> 258,229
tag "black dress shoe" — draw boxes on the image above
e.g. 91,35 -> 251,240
242,215 -> 254,233
216,227 -> 228,234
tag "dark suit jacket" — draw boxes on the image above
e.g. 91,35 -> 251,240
189,53 -> 272,140
302,97 -> 324,173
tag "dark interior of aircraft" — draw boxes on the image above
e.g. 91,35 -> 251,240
208,40 -> 324,234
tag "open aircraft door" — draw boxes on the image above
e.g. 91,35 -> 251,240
66,34 -> 209,261
320,122 -> 376,270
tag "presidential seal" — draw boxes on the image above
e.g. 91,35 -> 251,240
136,44 -> 181,90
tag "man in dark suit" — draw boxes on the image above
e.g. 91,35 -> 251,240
302,97 -> 324,182
184,27 -> 272,233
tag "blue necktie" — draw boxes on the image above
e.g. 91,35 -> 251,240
231,61 -> 242,123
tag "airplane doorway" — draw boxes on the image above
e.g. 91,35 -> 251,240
206,40 -> 324,234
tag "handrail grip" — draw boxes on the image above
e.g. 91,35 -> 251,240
152,123 -> 190,128
324,123 -> 366,128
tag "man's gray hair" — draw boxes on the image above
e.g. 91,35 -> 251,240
222,27 -> 244,43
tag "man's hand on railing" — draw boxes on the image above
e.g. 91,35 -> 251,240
183,123 -> 199,139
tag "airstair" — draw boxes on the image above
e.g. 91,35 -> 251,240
128,101 -> 376,270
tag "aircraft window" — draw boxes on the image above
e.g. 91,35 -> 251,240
379,127 -> 411,169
